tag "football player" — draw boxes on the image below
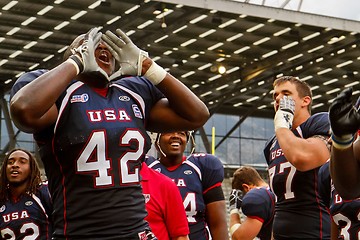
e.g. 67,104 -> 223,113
318,160 -> 360,240
10,27 -> 209,239
264,76 -> 331,239
0,148 -> 52,239
229,166 -> 275,240
328,87 -> 360,200
145,131 -> 228,240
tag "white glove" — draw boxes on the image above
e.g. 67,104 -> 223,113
229,189 -> 243,212
274,96 -> 295,131
68,27 -> 108,80
101,29 -> 166,84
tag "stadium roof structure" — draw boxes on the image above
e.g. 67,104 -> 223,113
1,0 -> 360,121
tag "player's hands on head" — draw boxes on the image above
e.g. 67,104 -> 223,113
329,87 -> 360,148
101,28 -> 167,85
274,95 -> 295,131
229,189 -> 243,211
68,27 -> 109,81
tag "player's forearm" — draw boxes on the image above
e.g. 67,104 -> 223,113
10,62 -> 76,132
155,73 -> 209,128
11,62 -> 75,117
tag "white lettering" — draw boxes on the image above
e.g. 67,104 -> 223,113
118,110 -> 131,121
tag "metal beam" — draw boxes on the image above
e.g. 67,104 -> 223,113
158,0 -> 360,32
0,97 -> 15,152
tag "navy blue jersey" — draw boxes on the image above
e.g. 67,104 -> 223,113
319,162 -> 360,240
242,187 -> 275,240
145,153 -> 224,240
0,184 -> 52,239
11,70 -> 164,239
264,112 -> 331,239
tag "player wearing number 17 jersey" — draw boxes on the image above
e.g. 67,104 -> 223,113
264,76 -> 331,239
9,28 -> 209,239
145,132 -> 228,240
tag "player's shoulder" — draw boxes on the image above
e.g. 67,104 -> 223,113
188,153 -> 223,168
11,69 -> 48,97
318,161 -> 330,175
111,76 -> 153,90
144,155 -> 160,167
188,152 -> 220,162
243,187 -> 274,205
37,183 -> 51,198
308,112 -> 329,123
300,112 -> 330,137
19,69 -> 48,81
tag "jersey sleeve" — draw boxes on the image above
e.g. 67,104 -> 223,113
317,161 -> 331,209
114,76 -> 165,119
301,112 -> 331,138
264,135 -> 276,164
37,184 -> 53,219
10,69 -> 48,98
242,188 -> 272,223
197,154 -> 224,193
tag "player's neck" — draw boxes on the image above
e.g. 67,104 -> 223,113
9,185 -> 27,202
160,155 -> 183,168
293,109 -> 310,129
91,86 -> 109,97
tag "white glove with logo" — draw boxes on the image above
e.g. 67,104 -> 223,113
274,96 -> 295,131
101,28 -> 167,85
68,27 -> 108,80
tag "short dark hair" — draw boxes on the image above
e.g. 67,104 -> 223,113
232,166 -> 263,192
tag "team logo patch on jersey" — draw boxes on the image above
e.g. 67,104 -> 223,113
0,205 -> 5,212
270,139 -> 277,150
70,93 -> 89,103
143,194 -> 150,203
132,104 -> 143,119
25,201 -> 33,206
119,96 -> 130,101
184,170 -> 193,175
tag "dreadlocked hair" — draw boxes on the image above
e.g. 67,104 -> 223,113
0,148 -> 42,203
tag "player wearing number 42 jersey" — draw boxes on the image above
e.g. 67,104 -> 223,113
264,76 -> 331,240
146,132 -> 228,240
9,28 -> 209,239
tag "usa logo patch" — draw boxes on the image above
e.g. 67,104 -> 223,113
132,104 -> 143,119
70,93 -> 89,103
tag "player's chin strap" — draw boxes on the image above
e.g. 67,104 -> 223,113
155,131 -> 196,158
156,133 -> 167,157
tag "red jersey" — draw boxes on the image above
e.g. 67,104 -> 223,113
141,163 -> 189,240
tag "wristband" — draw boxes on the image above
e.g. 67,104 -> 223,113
67,56 -> 82,75
144,61 -> 167,85
331,134 -> 354,150
230,208 -> 240,215
230,223 -> 241,236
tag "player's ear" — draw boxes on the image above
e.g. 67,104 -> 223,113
301,95 -> 311,109
241,183 -> 251,193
